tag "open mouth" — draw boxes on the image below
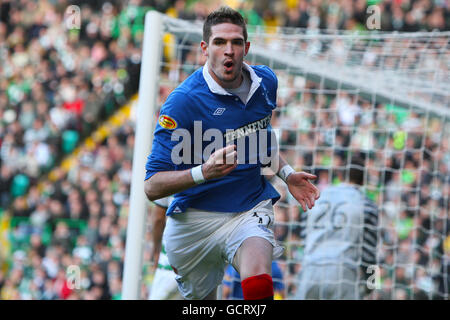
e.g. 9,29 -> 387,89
224,60 -> 234,72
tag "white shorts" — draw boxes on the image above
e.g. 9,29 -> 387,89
295,264 -> 360,300
163,199 -> 283,300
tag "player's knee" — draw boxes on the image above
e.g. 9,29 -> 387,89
241,263 -> 270,280
241,273 -> 274,300
236,237 -> 272,279
239,253 -> 271,280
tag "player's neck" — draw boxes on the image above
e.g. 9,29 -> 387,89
225,73 -> 244,89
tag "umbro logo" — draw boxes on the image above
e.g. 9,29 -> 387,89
173,206 -> 182,213
213,107 -> 226,115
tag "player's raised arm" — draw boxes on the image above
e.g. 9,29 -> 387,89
276,155 -> 320,212
144,144 -> 238,201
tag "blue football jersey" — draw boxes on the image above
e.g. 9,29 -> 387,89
145,62 -> 281,215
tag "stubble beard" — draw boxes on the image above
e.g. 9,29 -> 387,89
214,62 -> 243,88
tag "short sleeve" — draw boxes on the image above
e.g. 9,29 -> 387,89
145,90 -> 193,180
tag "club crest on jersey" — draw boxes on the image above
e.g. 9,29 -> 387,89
158,115 -> 177,129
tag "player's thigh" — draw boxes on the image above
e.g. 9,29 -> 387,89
163,211 -> 228,299
228,202 -> 278,279
163,210 -> 225,274
232,236 -> 273,280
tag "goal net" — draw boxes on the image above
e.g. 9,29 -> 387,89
128,12 -> 449,300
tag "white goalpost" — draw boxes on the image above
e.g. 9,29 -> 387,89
123,11 -> 449,299
122,11 -> 163,300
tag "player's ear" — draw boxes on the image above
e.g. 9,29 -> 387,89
244,41 -> 250,56
200,41 -> 208,57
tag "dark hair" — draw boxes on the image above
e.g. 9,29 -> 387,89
203,6 -> 248,43
349,155 -> 365,186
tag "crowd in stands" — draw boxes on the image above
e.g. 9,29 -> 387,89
0,0 -> 448,300
0,0 -> 145,300
0,0 -> 142,208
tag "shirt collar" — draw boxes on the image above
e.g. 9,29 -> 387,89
202,61 -> 262,103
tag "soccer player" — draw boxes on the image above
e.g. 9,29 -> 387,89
295,155 -> 379,300
148,196 -> 180,300
222,261 -> 285,300
144,6 -> 320,300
